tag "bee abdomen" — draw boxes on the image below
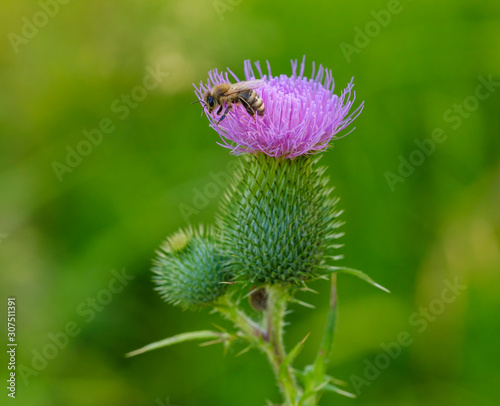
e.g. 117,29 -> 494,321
248,92 -> 265,116
240,90 -> 265,117
255,99 -> 265,116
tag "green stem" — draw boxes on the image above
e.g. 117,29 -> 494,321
301,273 -> 338,406
265,285 -> 300,406
214,296 -> 263,341
216,288 -> 304,406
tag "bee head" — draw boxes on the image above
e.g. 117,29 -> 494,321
202,91 -> 217,113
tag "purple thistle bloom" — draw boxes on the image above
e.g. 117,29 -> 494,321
193,56 -> 364,159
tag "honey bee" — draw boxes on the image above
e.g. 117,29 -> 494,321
193,80 -> 265,123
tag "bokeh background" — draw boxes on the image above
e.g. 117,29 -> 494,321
1,0 -> 500,405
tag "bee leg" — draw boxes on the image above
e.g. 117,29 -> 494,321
239,96 -> 256,122
216,106 -> 223,115
217,105 -> 232,124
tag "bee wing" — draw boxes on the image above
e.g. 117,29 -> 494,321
223,80 -> 266,96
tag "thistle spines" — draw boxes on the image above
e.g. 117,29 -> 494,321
152,225 -> 228,309
218,154 -> 343,285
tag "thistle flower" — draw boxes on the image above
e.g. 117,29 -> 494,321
152,226 -> 228,309
139,58 -> 374,406
194,56 -> 363,158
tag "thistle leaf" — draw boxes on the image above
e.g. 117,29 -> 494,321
125,330 -> 229,358
279,333 -> 311,382
289,298 -> 316,309
325,266 -> 390,293
321,383 -> 356,398
307,273 -> 338,391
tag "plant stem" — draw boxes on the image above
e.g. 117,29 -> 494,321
301,273 -> 338,406
214,296 -> 263,341
216,287 -> 307,406
265,285 -> 300,406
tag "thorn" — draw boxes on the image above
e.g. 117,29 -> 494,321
236,345 -> 252,357
199,338 -> 226,347
373,283 -> 391,293
125,347 -> 147,358
291,299 -> 315,309
300,285 -> 319,294
210,323 -> 227,332
329,376 -> 349,387
301,332 -> 312,344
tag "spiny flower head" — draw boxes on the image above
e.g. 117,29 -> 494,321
218,154 -> 344,285
193,56 -> 363,158
152,226 -> 228,309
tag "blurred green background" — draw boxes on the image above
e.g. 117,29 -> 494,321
1,0 -> 499,405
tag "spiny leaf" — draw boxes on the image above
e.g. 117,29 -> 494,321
308,272 -> 338,388
326,375 -> 349,387
279,333 -> 311,382
289,298 -> 315,309
125,330 -> 229,358
325,266 -> 390,293
321,383 -> 356,398
235,345 -> 253,357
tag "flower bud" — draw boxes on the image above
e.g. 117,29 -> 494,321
152,226 -> 228,309
219,154 -> 343,285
